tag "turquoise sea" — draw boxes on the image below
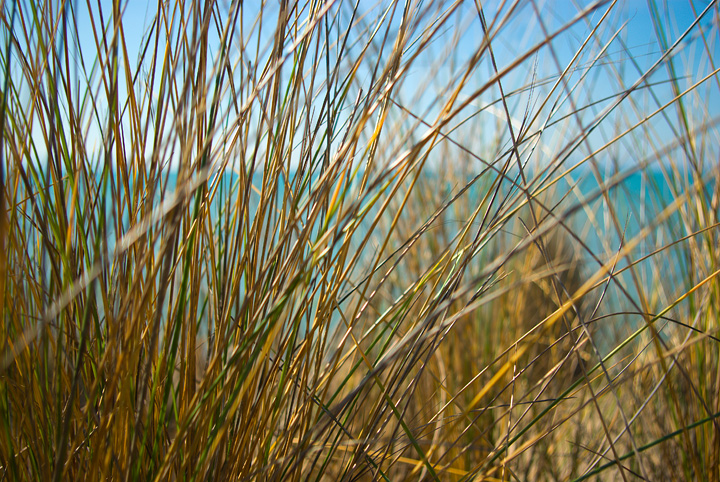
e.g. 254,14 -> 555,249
14,162 -> 715,351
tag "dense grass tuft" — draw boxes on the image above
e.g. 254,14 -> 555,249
1,1 -> 719,480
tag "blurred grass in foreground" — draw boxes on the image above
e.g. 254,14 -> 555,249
1,0 -> 720,480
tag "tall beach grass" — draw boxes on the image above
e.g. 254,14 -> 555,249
1,0 -> 719,480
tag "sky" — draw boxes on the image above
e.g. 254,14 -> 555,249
4,0 -> 719,175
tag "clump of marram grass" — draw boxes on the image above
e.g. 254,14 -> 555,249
1,0 -> 719,480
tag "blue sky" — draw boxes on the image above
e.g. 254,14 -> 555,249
5,0 -> 719,174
